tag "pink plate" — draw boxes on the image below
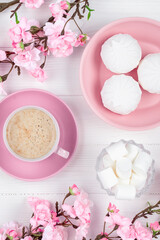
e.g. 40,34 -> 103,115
0,89 -> 78,181
80,17 -> 160,130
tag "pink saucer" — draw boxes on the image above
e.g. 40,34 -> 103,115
80,17 -> 160,130
0,89 -> 78,181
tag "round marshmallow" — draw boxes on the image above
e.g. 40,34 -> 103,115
126,143 -> 140,161
106,140 -> 128,161
118,178 -> 130,185
133,152 -> 152,174
130,172 -> 147,190
116,157 -> 132,179
98,167 -> 118,189
113,184 -> 136,200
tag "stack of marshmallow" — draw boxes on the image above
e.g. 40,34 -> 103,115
97,141 -> 153,200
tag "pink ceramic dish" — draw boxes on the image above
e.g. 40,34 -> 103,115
0,89 -> 78,181
80,17 -> 160,130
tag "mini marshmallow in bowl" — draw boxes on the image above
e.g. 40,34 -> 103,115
96,140 -> 155,200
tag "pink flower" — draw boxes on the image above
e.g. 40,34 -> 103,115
105,213 -> 131,229
28,197 -> 50,209
20,0 -> 44,8
49,2 -> 67,20
0,50 -> 6,61
27,19 -> 40,29
60,1 -> 70,10
42,225 -> 68,240
51,211 -> 59,226
48,31 -> 76,57
62,190 -> 92,224
0,83 -> 7,96
117,225 -> 136,240
9,17 -> 32,43
75,34 -> 90,47
107,203 -> 119,214
14,47 -> 40,70
134,221 -> 152,240
37,46 -> 49,56
12,42 -> 24,53
30,66 -> 47,82
21,237 -> 33,240
69,184 -> 80,196
150,221 -> 160,232
43,20 -> 64,37
28,197 -> 51,228
75,223 -> 89,240
0,222 -> 22,240
74,190 -> 93,224
62,204 -> 76,218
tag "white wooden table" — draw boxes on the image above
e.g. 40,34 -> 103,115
0,0 -> 160,239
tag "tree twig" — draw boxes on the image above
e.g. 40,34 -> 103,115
132,201 -> 160,224
0,0 -> 19,12
10,2 -> 22,18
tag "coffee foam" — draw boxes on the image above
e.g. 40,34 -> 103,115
6,108 -> 57,159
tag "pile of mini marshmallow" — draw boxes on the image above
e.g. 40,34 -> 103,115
97,140 -> 153,200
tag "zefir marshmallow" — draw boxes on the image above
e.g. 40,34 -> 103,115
130,172 -> 147,190
133,152 -> 152,174
113,184 -> 136,200
98,167 -> 118,189
116,158 -> 132,179
126,143 -> 140,161
106,141 -> 128,161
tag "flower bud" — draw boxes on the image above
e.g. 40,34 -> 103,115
69,184 -> 80,196
30,26 -> 40,34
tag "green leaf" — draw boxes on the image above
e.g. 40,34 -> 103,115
87,11 -> 91,20
19,41 -> 24,50
66,1 -> 71,10
6,235 -> 13,240
85,5 -> 95,12
82,34 -> 88,41
0,76 -> 2,82
15,12 -> 19,24
69,187 -> 74,195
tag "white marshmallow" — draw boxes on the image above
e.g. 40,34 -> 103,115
98,167 -> 118,189
130,172 -> 147,190
126,143 -> 140,161
103,154 -> 115,168
114,184 -> 136,200
106,141 -> 128,161
116,158 -> 132,179
133,152 -> 152,174
118,178 -> 130,185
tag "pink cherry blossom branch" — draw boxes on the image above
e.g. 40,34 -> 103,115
0,0 -> 92,86
0,186 -> 160,240
86,201 -> 160,240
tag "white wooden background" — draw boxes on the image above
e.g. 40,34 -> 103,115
0,0 -> 160,239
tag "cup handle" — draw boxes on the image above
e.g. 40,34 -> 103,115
57,147 -> 69,159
